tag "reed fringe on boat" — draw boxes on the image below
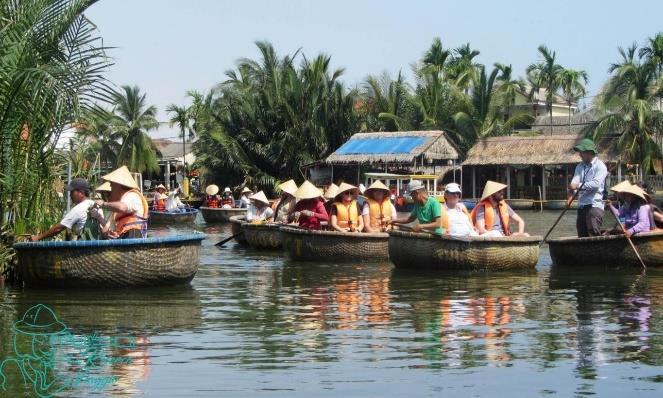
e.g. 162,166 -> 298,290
389,230 -> 541,270
280,226 -> 389,261
229,215 -> 248,245
200,206 -> 247,223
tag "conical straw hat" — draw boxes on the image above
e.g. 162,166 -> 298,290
102,166 -> 138,189
155,184 -> 167,192
278,179 -> 298,196
622,184 -> 647,201
609,180 -> 631,192
95,181 -> 111,192
241,187 -> 253,194
480,180 -> 507,201
335,182 -> 358,199
249,190 -> 270,205
294,180 -> 323,200
206,184 -> 219,195
365,180 -> 390,194
324,183 -> 339,200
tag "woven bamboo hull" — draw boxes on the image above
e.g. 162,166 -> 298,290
13,234 -> 206,287
281,226 -> 389,261
241,223 -> 283,250
149,209 -> 198,225
389,230 -> 541,271
545,200 -> 578,210
506,199 -> 534,210
548,231 -> 663,267
200,206 -> 247,223
229,215 -> 248,245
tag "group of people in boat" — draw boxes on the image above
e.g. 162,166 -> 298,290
568,138 -> 662,238
203,185 -> 252,209
200,175 -> 533,237
31,166 -> 149,241
151,184 -> 189,213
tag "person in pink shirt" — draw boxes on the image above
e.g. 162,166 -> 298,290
288,180 -> 329,230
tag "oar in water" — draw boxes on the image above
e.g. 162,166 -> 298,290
540,181 -> 585,246
608,209 -> 647,270
215,233 -> 242,247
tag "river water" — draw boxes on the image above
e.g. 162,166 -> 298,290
1,210 -> 662,397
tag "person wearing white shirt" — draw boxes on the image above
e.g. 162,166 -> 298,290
569,138 -> 608,237
239,187 -> 252,209
245,191 -> 274,222
441,183 -> 478,237
31,178 -> 101,241
165,189 -> 186,212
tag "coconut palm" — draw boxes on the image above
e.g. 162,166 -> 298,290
494,63 -> 525,119
422,37 -> 451,75
113,85 -> 160,173
559,69 -> 588,132
527,45 -> 564,133
166,103 -> 190,173
586,44 -> 663,177
362,71 -> 414,131
448,43 -> 481,93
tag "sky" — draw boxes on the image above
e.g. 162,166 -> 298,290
86,0 -> 663,139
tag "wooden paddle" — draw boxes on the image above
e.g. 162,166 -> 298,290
608,208 -> 647,269
540,181 -> 585,246
215,233 -> 242,247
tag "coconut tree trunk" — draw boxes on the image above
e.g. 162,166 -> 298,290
568,103 -> 572,134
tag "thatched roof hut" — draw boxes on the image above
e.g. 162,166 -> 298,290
530,110 -> 598,135
326,131 -> 461,165
463,134 -> 621,166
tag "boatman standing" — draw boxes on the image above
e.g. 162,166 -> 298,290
568,138 -> 608,237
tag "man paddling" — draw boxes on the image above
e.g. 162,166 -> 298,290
568,138 -> 608,237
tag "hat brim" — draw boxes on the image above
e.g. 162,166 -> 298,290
13,320 -> 68,335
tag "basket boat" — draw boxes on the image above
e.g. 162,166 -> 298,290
200,206 -> 247,223
548,231 -> 663,267
241,222 -> 283,250
181,198 -> 204,208
389,230 -> 541,271
280,226 -> 389,262
229,215 -> 248,245
506,199 -> 534,210
544,200 -> 578,210
149,208 -> 198,225
13,233 -> 206,287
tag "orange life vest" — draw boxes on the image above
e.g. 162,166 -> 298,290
153,198 -> 166,211
115,189 -> 149,237
470,198 -> 511,236
440,204 -> 471,235
366,198 -> 393,231
333,200 -> 359,229
206,195 -> 220,208
221,196 -> 234,207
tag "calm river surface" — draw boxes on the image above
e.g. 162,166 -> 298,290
1,210 -> 662,397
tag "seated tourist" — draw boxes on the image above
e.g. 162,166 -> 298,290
31,178 -> 101,241
165,189 -> 186,212
330,183 -> 364,233
392,180 -> 443,235
239,187 -> 252,208
470,180 -> 529,237
246,191 -> 274,222
204,184 -> 221,208
323,183 -> 338,216
440,183 -> 477,237
152,184 -> 168,211
606,184 -> 651,236
362,180 -> 396,233
94,166 -> 148,239
288,180 -> 329,230
272,180 -> 298,223
221,187 -> 234,208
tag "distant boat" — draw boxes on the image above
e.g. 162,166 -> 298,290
149,208 -> 198,225
200,206 -> 247,223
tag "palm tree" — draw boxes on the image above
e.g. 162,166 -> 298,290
113,85 -> 160,173
558,69 -> 588,132
362,71 -> 413,131
76,108 -> 122,169
449,43 -> 481,93
586,44 -> 663,178
422,37 -> 451,75
527,45 -> 564,134
494,63 -> 525,120
166,104 -> 190,175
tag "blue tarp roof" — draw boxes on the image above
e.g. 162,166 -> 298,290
334,137 -> 426,155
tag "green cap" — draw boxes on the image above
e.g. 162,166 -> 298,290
573,138 -> 597,154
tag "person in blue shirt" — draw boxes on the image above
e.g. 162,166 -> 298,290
568,138 -> 608,237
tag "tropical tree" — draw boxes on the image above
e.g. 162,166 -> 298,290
527,45 -> 564,133
585,44 -> 663,177
448,43 -> 481,93
558,69 -> 588,132
494,63 -> 525,119
76,108 -> 122,168
0,0 -> 111,236
112,85 -> 160,173
639,32 -> 663,112
166,103 -> 190,173
361,71 -> 415,131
